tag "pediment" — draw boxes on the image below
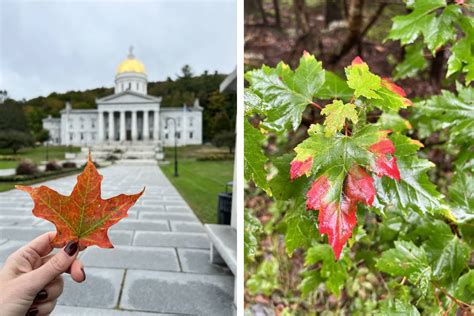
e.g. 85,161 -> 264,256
97,91 -> 161,104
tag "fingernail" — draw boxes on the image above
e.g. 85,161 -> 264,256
26,307 -> 39,316
64,241 -> 78,256
35,289 -> 48,301
81,267 -> 86,281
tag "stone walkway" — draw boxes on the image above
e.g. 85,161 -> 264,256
0,162 -> 234,315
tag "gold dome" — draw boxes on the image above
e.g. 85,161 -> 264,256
116,47 -> 146,74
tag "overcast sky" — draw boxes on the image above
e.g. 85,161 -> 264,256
0,0 -> 236,100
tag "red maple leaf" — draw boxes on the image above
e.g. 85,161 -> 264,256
306,165 -> 375,259
290,157 -> 313,180
351,56 -> 365,65
16,154 -> 144,248
381,77 -> 413,106
369,139 -> 401,181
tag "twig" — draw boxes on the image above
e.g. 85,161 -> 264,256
400,276 -> 406,285
434,289 -> 446,314
360,3 -> 387,37
434,283 -> 474,309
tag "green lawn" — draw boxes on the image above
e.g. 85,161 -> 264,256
0,146 -> 80,169
160,146 -> 234,224
0,168 -> 82,192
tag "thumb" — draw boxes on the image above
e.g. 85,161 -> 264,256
24,241 -> 79,291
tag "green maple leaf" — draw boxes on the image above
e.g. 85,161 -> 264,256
376,241 -> 432,297
424,5 -> 460,53
245,53 -> 325,133
378,112 -> 412,133
321,100 -> 358,136
413,219 -> 470,284
345,60 -> 382,99
373,134 -> 447,216
415,85 -> 474,144
377,299 -> 420,316
393,41 -> 428,80
244,209 -> 262,263
284,203 -> 318,254
454,270 -> 474,303
387,0 -> 446,45
317,71 -> 353,101
244,119 -> 270,194
302,243 -> 349,297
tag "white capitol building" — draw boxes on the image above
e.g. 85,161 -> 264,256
43,48 -> 203,149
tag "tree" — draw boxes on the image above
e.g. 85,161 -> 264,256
181,65 -> 193,78
213,130 -> 236,154
0,130 -> 34,154
36,129 -> 50,143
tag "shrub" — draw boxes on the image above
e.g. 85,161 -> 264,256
16,159 -> 38,175
62,161 -> 77,169
45,161 -> 62,171
196,153 -> 234,161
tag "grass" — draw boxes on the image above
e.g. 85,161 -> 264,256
0,146 -> 80,169
160,145 -> 234,224
0,168 -> 82,192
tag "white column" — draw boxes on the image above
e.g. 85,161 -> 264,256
131,110 -> 137,141
120,111 -> 126,142
98,111 -> 104,142
143,110 -> 149,140
108,111 -> 114,141
153,110 -> 159,141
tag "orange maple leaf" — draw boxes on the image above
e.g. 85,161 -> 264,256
16,154 -> 144,249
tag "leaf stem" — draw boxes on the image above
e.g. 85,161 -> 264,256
310,101 -> 322,110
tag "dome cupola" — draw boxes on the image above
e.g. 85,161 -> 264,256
114,46 -> 148,94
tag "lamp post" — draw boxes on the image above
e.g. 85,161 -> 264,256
166,117 -> 178,177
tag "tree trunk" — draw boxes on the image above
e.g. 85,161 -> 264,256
325,0 -> 344,27
329,0 -> 364,65
430,49 -> 445,91
273,0 -> 281,28
294,0 -> 310,35
255,0 -> 268,25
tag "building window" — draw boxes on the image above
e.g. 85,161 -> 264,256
177,119 -> 181,127
128,82 -> 131,90
69,133 -> 73,141
189,132 -> 193,139
136,82 -> 139,90
189,118 -> 193,127
165,133 -> 168,139
177,132 -> 181,139
121,83 -> 124,91
80,133 -> 84,140
69,124 -> 73,129
92,134 -> 95,140
91,121 -> 95,128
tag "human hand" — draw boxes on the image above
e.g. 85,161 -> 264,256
0,232 -> 86,316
